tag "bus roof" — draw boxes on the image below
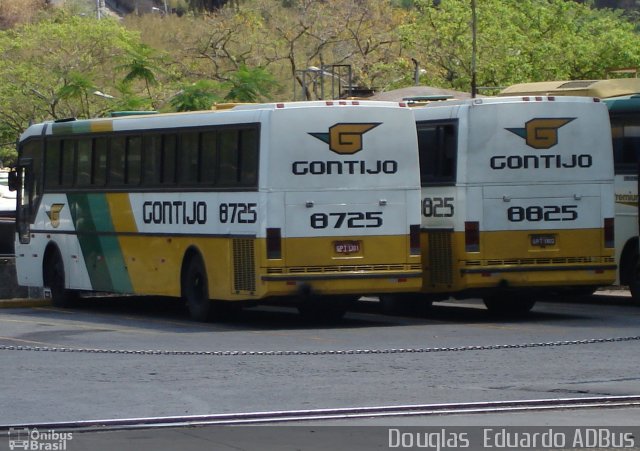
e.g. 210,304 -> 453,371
413,95 -> 600,110
19,100 -> 411,142
602,93 -> 640,114
498,79 -> 640,99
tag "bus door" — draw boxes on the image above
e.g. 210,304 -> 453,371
12,159 -> 34,245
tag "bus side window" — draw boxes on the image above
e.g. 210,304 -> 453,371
76,138 -> 92,187
45,139 -> 62,189
239,128 -> 258,187
179,131 -> 200,185
200,131 -> 217,185
61,139 -> 75,187
126,135 -> 142,186
218,129 -> 240,186
109,136 -> 126,186
612,115 -> 640,174
93,138 -> 108,186
417,121 -> 457,185
162,134 -> 177,185
144,134 -> 162,185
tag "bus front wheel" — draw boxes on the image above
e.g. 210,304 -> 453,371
43,248 -> 77,308
183,255 -> 212,322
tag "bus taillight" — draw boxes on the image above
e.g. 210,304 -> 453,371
410,224 -> 421,255
465,221 -> 480,252
604,217 -> 614,248
267,228 -> 282,259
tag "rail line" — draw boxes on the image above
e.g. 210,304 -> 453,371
2,396 -> 640,431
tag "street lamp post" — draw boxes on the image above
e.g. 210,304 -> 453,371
435,0 -> 478,97
470,0 -> 477,98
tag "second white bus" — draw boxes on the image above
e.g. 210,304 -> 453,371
401,95 -> 616,313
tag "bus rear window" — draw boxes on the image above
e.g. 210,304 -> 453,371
417,121 -> 457,185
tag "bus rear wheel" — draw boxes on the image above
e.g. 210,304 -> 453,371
297,296 -> 355,323
379,294 -> 432,316
183,255 -> 212,322
43,249 -> 77,308
483,293 -> 536,316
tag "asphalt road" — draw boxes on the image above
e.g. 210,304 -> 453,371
0,292 -> 639,449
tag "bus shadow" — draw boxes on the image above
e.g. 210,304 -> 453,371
8,293 -> 599,334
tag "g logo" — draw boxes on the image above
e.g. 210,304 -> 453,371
310,123 -> 381,155
46,204 -> 65,228
507,118 -> 575,149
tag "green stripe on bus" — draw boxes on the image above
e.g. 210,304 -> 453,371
68,193 -> 133,293
52,121 -> 92,135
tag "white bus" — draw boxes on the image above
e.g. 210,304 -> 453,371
499,79 -> 640,300
10,101 -> 422,321
404,96 -> 616,313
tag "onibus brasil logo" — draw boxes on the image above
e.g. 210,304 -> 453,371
506,118 -> 575,149
309,123 -> 381,155
8,427 -> 73,450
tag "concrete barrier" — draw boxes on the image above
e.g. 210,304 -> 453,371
0,256 -> 29,299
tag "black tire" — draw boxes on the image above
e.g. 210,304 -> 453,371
483,293 -> 536,316
379,293 -> 432,316
183,255 -> 212,322
43,249 -> 77,308
628,261 -> 640,305
297,296 -> 355,323
622,246 -> 640,304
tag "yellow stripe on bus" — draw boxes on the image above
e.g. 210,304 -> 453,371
90,120 -> 113,133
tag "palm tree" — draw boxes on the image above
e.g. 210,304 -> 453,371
225,65 -> 278,103
56,71 -> 96,118
117,43 -> 162,107
169,80 -> 224,112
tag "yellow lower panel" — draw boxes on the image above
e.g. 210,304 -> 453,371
262,234 -> 422,296
117,234 -> 421,301
118,235 -> 235,299
460,268 -> 616,290
423,228 -> 615,293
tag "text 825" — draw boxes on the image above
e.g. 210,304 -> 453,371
422,197 -> 454,218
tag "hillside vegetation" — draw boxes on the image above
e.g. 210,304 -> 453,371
1,0 -> 639,164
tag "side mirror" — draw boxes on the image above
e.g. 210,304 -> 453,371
8,170 -> 18,191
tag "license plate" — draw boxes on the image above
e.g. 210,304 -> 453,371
334,241 -> 361,254
531,234 -> 556,247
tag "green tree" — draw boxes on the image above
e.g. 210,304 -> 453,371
56,71 -> 96,118
225,65 -> 278,102
401,0 -> 640,93
0,12 -> 157,147
117,43 -> 164,107
169,79 -> 224,111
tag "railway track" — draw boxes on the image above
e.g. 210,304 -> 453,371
2,396 -> 640,431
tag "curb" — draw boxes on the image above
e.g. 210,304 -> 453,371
0,299 -> 51,308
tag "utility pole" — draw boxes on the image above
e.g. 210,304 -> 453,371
470,0 -> 477,98
96,0 -> 106,19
